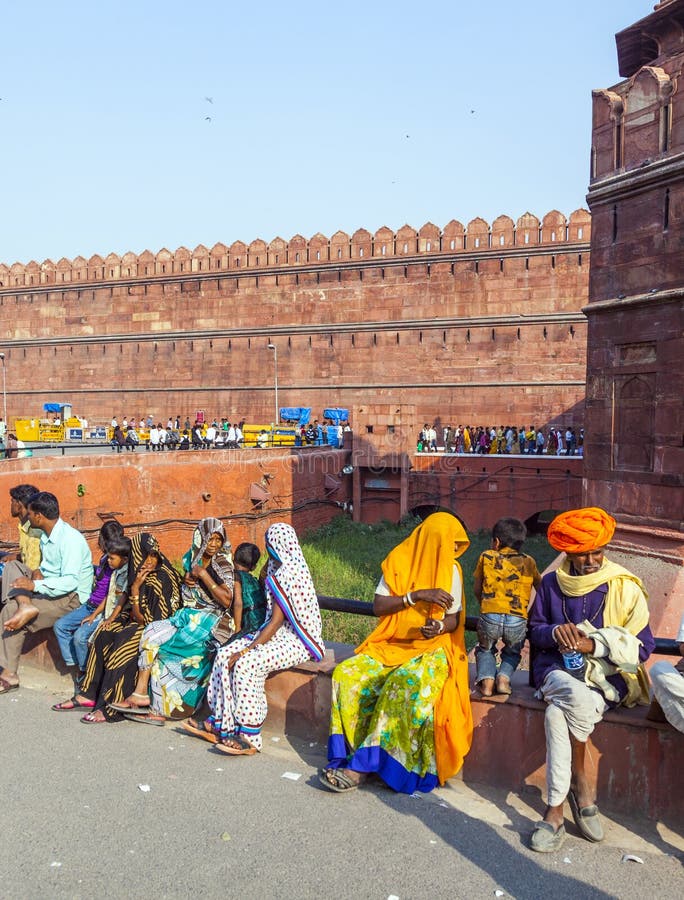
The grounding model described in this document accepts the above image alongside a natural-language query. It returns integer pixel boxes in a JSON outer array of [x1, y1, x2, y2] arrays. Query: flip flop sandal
[[80, 711, 107, 724], [530, 821, 566, 853], [213, 735, 258, 756], [0, 677, 20, 695], [568, 790, 604, 842], [318, 768, 361, 793], [123, 711, 165, 726], [130, 692, 151, 705], [179, 719, 219, 744], [51, 696, 95, 711], [108, 702, 150, 714]]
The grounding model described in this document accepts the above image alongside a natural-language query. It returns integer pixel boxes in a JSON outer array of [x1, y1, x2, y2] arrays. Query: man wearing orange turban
[[528, 507, 654, 853]]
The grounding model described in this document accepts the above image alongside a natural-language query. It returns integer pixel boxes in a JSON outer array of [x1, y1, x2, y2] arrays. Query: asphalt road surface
[[0, 680, 681, 900]]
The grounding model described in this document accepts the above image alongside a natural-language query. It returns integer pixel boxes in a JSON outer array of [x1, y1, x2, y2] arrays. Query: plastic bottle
[[561, 649, 586, 679]]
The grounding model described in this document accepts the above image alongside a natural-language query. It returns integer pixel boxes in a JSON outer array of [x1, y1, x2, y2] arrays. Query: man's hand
[[554, 622, 595, 654], [31, 569, 44, 581], [11, 576, 35, 594]]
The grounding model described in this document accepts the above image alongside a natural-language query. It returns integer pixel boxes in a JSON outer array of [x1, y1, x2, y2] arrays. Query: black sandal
[[51, 696, 95, 711], [318, 768, 363, 793]]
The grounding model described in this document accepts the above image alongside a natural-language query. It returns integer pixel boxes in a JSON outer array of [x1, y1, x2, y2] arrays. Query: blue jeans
[[53, 604, 102, 669], [475, 613, 527, 683]]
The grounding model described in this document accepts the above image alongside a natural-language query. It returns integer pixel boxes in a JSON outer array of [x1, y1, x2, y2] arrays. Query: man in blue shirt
[[0, 491, 93, 694]]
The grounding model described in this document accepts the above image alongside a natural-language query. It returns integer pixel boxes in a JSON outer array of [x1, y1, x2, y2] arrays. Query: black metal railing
[[317, 595, 680, 655]]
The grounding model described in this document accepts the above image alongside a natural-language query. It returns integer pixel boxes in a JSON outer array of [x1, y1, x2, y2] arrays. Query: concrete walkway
[[1, 677, 682, 900]]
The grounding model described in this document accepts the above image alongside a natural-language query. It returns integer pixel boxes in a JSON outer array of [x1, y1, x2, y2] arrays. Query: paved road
[[1, 680, 681, 900]]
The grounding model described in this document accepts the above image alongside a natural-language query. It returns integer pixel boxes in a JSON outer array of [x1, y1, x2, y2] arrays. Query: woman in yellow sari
[[320, 512, 473, 794]]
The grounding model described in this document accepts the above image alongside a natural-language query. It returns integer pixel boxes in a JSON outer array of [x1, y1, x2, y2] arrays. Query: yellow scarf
[[355, 513, 473, 784], [555, 558, 650, 705]]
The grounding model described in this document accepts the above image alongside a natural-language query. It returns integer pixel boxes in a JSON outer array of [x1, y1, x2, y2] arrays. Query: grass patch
[[301, 515, 558, 647]]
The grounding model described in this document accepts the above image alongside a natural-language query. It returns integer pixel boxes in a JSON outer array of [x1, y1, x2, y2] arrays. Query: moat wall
[[0, 211, 590, 429]]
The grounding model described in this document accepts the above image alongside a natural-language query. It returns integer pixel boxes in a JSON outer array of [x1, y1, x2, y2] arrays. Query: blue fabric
[[327, 734, 439, 794], [53, 604, 101, 669], [323, 408, 349, 423]]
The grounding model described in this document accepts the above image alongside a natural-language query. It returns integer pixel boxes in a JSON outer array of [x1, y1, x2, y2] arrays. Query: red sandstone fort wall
[[0, 211, 590, 429], [585, 1, 684, 531]]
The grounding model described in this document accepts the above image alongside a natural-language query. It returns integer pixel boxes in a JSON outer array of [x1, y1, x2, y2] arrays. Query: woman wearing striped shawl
[[205, 522, 324, 755]]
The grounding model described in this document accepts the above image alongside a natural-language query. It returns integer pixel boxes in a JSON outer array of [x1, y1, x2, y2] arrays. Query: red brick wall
[[0, 449, 351, 561], [1, 212, 589, 432], [409, 454, 583, 532], [585, 1, 684, 530]]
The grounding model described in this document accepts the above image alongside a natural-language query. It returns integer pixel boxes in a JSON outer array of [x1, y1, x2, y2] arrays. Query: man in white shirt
[[204, 424, 217, 448]]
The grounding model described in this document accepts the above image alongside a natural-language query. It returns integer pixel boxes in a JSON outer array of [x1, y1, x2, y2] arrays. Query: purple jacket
[[528, 570, 655, 703]]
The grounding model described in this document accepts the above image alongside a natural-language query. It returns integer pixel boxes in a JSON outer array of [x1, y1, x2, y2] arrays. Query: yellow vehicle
[[241, 424, 297, 448], [14, 419, 64, 442]]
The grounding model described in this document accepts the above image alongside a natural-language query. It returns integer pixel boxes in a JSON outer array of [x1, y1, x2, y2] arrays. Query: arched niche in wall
[[614, 373, 655, 472]]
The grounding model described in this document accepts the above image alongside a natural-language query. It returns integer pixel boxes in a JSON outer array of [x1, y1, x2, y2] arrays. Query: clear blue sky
[[0, 1, 650, 265]]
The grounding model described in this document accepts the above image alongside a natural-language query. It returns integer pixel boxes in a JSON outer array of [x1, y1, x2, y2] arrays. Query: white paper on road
[[138, 783, 151, 792], [281, 771, 302, 781]]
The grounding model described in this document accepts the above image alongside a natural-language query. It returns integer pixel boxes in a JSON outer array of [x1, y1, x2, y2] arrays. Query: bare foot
[[4, 604, 39, 631], [542, 804, 565, 832], [571, 778, 595, 809]]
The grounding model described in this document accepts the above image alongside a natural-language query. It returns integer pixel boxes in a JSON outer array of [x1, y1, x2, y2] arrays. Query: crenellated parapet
[[0, 209, 590, 289]]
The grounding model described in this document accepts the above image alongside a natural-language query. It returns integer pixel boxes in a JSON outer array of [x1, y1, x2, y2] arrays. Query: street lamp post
[[0, 353, 7, 440], [267, 343, 278, 425]]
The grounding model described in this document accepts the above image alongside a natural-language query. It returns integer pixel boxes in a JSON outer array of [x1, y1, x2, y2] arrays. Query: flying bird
[[205, 116, 212, 122], [205, 96, 213, 104]]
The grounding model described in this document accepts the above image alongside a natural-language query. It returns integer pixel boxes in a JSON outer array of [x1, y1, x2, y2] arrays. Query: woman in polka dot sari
[[204, 522, 324, 755]]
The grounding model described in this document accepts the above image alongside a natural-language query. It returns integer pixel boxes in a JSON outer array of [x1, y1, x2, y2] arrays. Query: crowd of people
[[109, 415, 248, 452], [109, 415, 351, 451], [0, 487, 680, 853], [418, 424, 584, 456]]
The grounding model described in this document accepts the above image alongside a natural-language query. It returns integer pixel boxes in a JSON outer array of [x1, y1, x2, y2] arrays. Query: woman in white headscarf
[[200, 522, 324, 755]]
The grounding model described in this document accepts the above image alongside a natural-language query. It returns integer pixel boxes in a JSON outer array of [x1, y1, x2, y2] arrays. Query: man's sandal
[[318, 768, 363, 793], [568, 789, 604, 842], [530, 821, 566, 853]]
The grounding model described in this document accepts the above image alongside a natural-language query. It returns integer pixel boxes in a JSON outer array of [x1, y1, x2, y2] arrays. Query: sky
[[0, 0, 651, 266]]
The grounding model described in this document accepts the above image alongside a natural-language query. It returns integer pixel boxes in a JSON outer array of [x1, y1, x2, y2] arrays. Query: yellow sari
[[355, 512, 473, 785]]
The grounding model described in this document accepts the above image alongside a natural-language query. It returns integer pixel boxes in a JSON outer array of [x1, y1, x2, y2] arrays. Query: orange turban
[[547, 507, 616, 554]]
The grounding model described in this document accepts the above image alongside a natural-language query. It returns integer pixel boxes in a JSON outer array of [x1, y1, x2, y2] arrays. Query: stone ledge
[[266, 644, 683, 825]]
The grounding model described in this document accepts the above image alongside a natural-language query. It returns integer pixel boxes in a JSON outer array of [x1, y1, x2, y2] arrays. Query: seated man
[[647, 612, 684, 733], [1, 484, 42, 599], [0, 491, 94, 694], [528, 506, 654, 852]]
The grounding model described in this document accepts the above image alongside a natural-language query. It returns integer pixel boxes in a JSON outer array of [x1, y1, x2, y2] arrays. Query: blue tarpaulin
[[280, 407, 311, 425], [323, 408, 349, 424], [43, 403, 67, 413]]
